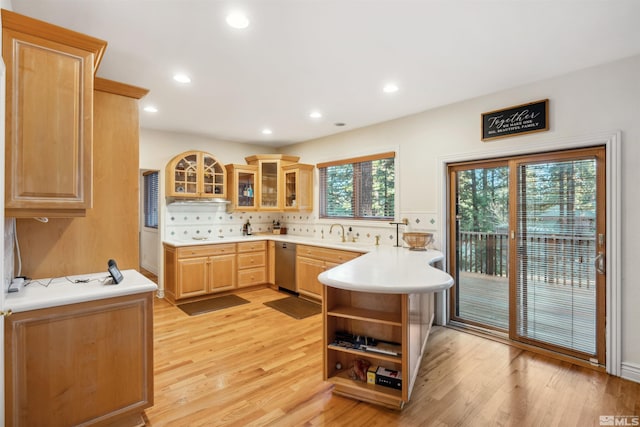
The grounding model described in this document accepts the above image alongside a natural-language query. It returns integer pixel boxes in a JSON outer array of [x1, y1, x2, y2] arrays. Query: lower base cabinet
[[296, 256, 325, 298], [164, 243, 237, 302], [163, 241, 267, 303], [237, 241, 267, 288], [4, 292, 154, 426], [323, 286, 435, 409], [296, 245, 361, 301]]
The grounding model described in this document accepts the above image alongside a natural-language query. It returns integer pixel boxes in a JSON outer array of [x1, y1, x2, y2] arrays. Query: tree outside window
[[319, 152, 395, 220]]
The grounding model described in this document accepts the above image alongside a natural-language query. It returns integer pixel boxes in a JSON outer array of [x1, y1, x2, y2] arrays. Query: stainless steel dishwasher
[[275, 242, 297, 293]]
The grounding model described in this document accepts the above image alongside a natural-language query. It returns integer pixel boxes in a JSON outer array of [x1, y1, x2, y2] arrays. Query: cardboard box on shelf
[[375, 366, 402, 390]]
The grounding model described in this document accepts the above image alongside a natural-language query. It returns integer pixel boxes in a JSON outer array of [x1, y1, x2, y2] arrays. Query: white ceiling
[[12, 0, 640, 148]]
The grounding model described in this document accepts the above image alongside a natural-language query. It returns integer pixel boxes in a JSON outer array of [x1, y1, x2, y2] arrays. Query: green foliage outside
[[323, 158, 394, 219]]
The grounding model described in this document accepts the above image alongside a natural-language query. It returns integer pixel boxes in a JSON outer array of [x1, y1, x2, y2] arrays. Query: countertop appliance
[[275, 242, 297, 293]]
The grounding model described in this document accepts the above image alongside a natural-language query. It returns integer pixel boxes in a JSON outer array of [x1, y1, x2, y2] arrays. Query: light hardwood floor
[[143, 285, 640, 427]]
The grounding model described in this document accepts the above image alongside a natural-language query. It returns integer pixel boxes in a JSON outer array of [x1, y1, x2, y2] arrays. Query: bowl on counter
[[402, 232, 433, 251]]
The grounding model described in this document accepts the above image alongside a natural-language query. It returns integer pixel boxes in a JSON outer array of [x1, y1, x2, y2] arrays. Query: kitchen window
[[318, 152, 395, 220], [143, 171, 159, 229]]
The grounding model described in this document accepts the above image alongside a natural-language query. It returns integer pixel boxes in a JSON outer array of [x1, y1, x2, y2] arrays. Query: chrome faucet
[[329, 223, 346, 242]]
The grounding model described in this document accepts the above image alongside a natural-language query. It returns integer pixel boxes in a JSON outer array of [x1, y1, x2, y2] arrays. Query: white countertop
[[164, 233, 375, 252], [164, 234, 454, 294], [318, 246, 454, 294], [6, 269, 158, 313]]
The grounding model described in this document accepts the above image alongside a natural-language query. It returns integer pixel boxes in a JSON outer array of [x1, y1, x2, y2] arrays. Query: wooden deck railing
[[458, 231, 595, 286], [459, 231, 509, 277]]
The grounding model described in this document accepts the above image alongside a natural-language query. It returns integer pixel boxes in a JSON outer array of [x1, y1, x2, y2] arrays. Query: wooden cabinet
[[283, 164, 314, 211], [297, 256, 326, 297], [323, 287, 435, 409], [176, 256, 209, 298], [166, 151, 226, 200], [226, 164, 258, 211], [5, 292, 154, 426], [2, 9, 107, 217], [245, 154, 299, 211], [296, 245, 361, 301], [209, 254, 237, 292], [237, 241, 267, 288], [12, 76, 148, 279], [163, 243, 237, 303]]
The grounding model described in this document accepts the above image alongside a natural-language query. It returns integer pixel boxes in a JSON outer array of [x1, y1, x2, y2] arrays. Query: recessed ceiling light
[[173, 74, 191, 84], [309, 111, 322, 119], [143, 105, 158, 113], [383, 83, 399, 93], [262, 128, 273, 135], [226, 11, 250, 29]]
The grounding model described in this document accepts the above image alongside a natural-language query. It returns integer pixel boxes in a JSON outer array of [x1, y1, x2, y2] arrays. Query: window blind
[[318, 153, 395, 220], [143, 171, 159, 229], [515, 158, 597, 355]]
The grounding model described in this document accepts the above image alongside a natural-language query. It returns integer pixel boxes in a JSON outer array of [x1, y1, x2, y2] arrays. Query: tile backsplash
[[165, 204, 441, 249]]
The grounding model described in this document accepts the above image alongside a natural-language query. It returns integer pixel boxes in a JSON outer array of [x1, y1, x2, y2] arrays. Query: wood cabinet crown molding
[[244, 154, 300, 163], [95, 77, 150, 99], [1, 8, 107, 73]]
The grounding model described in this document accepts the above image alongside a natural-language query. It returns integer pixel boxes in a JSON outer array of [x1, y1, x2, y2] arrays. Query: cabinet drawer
[[238, 267, 266, 287], [297, 245, 361, 264], [237, 252, 266, 269], [177, 243, 236, 258], [237, 240, 267, 253]]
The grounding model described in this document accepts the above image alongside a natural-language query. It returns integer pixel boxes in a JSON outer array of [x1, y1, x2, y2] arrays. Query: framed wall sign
[[481, 99, 549, 141]]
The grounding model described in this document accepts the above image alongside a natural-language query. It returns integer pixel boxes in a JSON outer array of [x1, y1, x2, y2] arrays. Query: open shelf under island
[[318, 246, 454, 409]]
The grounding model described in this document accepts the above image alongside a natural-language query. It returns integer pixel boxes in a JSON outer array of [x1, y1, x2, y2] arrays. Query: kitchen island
[[318, 247, 453, 409], [4, 269, 157, 427]]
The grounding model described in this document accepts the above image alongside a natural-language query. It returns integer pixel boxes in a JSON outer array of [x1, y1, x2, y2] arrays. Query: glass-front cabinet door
[[283, 163, 314, 211], [284, 168, 297, 209], [201, 153, 226, 197], [260, 161, 279, 209], [166, 151, 227, 200], [170, 153, 199, 197], [226, 164, 258, 211], [245, 154, 300, 211]]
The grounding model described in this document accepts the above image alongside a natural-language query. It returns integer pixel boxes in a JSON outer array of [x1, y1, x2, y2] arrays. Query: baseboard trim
[[621, 362, 640, 383]]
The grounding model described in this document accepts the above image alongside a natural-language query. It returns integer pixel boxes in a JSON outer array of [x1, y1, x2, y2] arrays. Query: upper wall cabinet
[[225, 164, 258, 211], [2, 9, 107, 218], [166, 151, 227, 200], [283, 163, 314, 212], [245, 154, 299, 211]]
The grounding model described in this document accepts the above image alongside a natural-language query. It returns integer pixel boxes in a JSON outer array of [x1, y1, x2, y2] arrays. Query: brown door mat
[[178, 294, 250, 316], [263, 296, 321, 319]]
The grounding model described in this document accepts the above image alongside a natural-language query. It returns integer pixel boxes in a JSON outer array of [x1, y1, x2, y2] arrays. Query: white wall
[[280, 54, 640, 378]]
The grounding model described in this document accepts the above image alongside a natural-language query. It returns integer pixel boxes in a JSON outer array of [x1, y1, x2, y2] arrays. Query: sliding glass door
[[450, 162, 510, 331], [510, 149, 605, 362], [449, 147, 606, 364]]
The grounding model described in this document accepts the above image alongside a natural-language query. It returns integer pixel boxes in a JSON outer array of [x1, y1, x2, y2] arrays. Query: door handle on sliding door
[[595, 252, 606, 275]]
